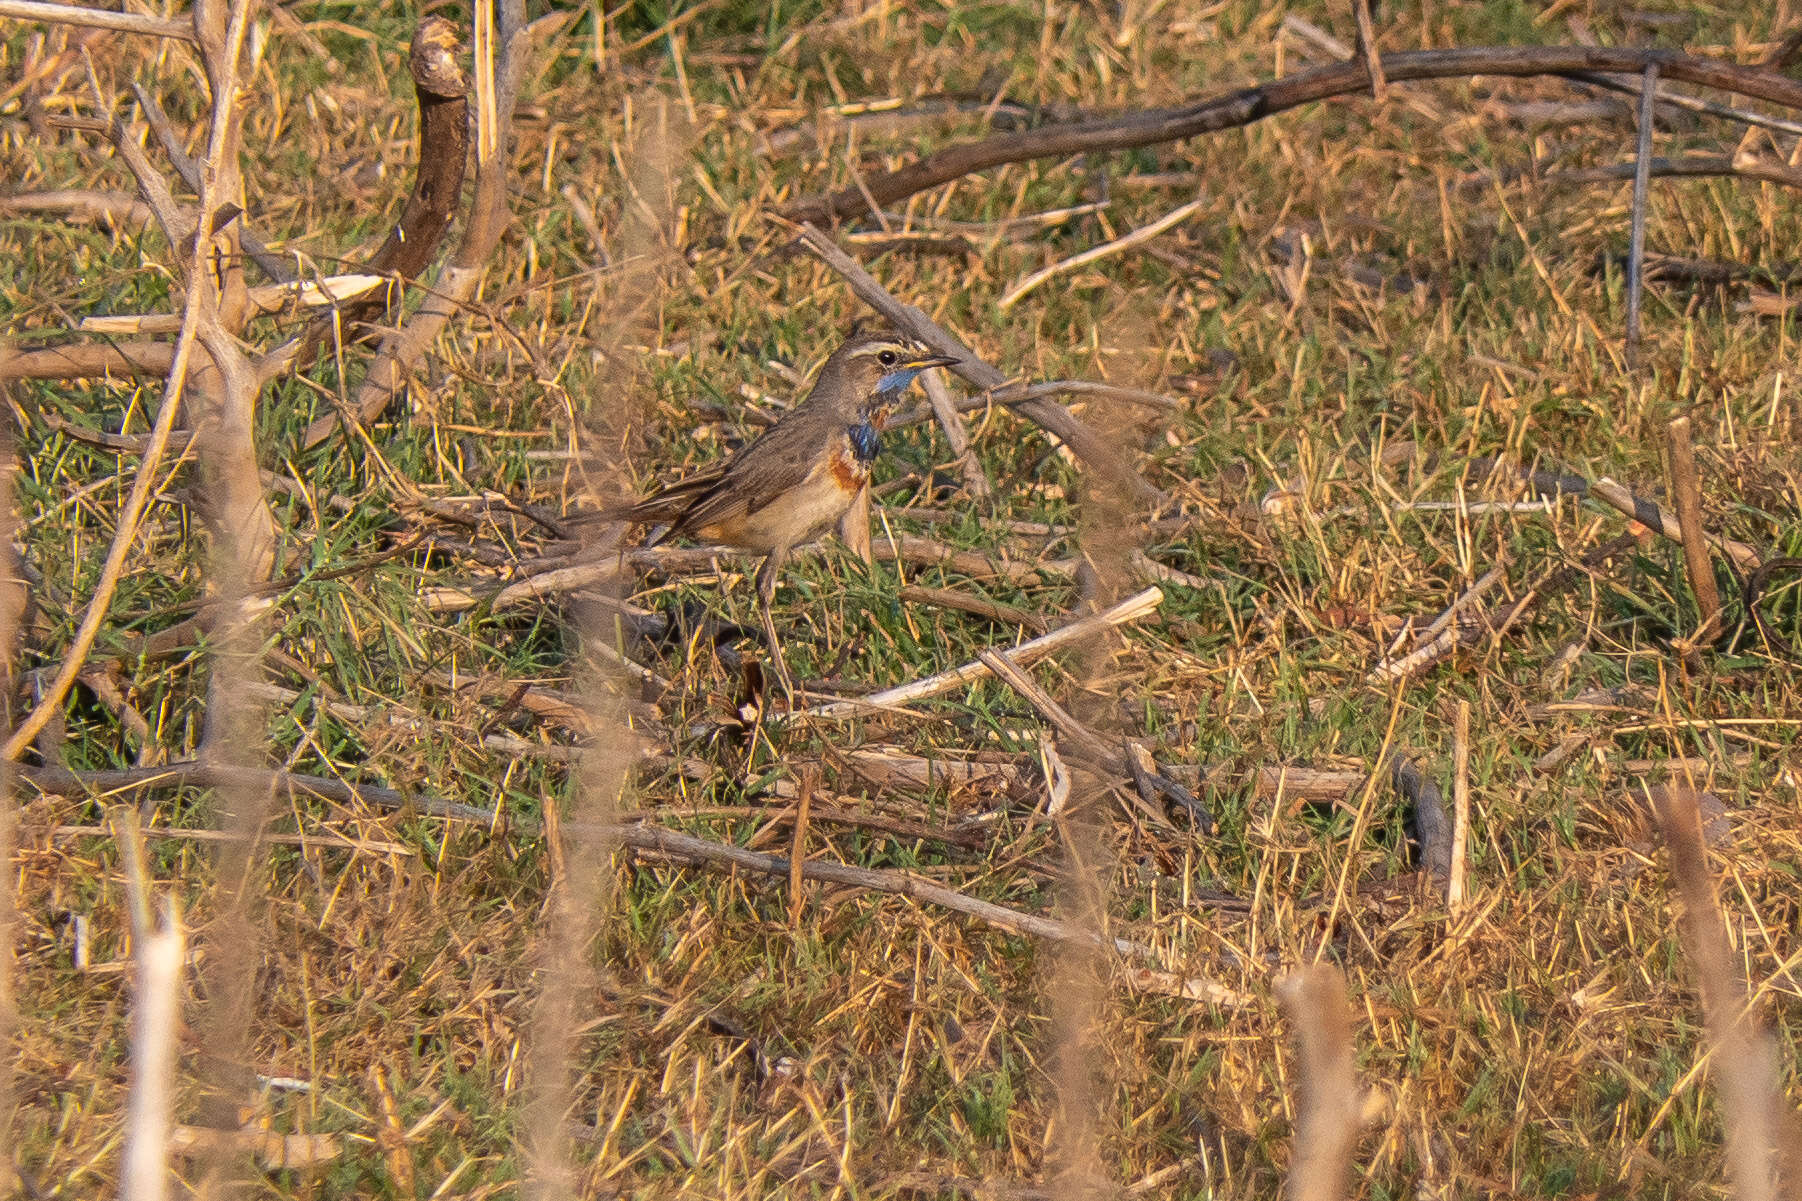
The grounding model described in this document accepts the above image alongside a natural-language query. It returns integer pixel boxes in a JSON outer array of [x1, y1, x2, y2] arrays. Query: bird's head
[[815, 329, 960, 425]]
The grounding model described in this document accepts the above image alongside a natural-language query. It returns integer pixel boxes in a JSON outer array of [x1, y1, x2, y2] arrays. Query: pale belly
[[696, 459, 860, 552]]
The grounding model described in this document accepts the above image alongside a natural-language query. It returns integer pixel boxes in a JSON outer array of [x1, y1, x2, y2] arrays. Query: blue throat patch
[[848, 421, 881, 463], [876, 366, 925, 395]]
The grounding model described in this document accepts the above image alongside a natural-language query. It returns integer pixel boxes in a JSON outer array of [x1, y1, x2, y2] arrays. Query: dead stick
[[787, 767, 813, 924], [130, 83, 292, 283], [1586, 477, 1760, 570], [1278, 964, 1361, 1201], [297, 17, 468, 363], [302, 8, 568, 449], [0, 0, 195, 42], [0, 340, 176, 382], [977, 649, 1118, 765], [1449, 700, 1470, 909], [596, 821, 1157, 958], [797, 586, 1162, 719], [779, 45, 1802, 224], [900, 584, 1047, 633], [918, 369, 992, 500], [997, 197, 1204, 310], [1626, 64, 1658, 367], [1563, 69, 1802, 140], [1351, 0, 1386, 101], [1666, 416, 1722, 639], [1539, 153, 1802, 193], [19, 761, 498, 823], [1650, 786, 1789, 1201]]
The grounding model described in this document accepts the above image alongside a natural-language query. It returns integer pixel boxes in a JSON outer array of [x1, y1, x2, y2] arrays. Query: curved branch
[[779, 45, 1802, 223], [302, 6, 567, 450], [297, 16, 468, 370]]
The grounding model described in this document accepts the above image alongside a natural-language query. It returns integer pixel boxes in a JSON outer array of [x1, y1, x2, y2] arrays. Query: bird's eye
[[877, 350, 898, 366]]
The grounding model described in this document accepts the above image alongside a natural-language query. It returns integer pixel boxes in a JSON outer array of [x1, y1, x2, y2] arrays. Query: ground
[[3, 1, 1801, 1198]]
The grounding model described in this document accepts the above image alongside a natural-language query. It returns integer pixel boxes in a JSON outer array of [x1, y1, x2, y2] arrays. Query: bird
[[606, 328, 959, 687]]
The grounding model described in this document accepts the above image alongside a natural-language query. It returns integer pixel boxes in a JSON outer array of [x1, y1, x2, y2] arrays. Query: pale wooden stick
[[0, 0, 196, 42], [1589, 477, 1760, 570], [797, 586, 1162, 719], [1650, 786, 1791, 1201], [76, 275, 390, 334], [1278, 964, 1361, 1201], [115, 810, 182, 1201], [1625, 64, 1658, 366], [1351, 0, 1386, 100], [1666, 416, 1722, 638], [1448, 699, 1471, 909], [998, 198, 1205, 310], [1366, 565, 1506, 683], [918, 369, 992, 500]]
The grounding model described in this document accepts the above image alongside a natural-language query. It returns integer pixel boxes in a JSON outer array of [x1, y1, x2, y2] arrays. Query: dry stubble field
[[4, 1, 1802, 1198]]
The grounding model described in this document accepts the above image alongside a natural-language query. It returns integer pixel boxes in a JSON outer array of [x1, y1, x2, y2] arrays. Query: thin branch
[[900, 584, 1047, 633], [780, 45, 1802, 223], [1650, 785, 1792, 1201], [302, 8, 570, 449], [594, 822, 1161, 961], [797, 586, 1163, 720], [1351, 0, 1385, 101], [1449, 701, 1471, 909], [918, 369, 992, 500], [1537, 153, 1802, 193], [1566, 69, 1802, 139], [997, 197, 1205, 311], [887, 378, 1180, 430], [0, 0, 196, 42], [18, 761, 501, 824], [1587, 476, 1760, 570], [0, 187, 153, 228], [978, 648, 1209, 828], [1625, 64, 1658, 367], [1467, 457, 1762, 571], [130, 82, 293, 283], [120, 891, 183, 1201], [0, 340, 176, 382]]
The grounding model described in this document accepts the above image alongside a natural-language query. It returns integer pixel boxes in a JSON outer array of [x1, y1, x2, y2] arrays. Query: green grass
[[5, 0, 1802, 1197]]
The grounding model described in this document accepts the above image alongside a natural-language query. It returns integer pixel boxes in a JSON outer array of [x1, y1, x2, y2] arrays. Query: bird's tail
[[566, 474, 718, 542]]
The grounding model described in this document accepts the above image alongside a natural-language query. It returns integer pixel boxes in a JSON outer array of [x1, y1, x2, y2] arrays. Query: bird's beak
[[904, 353, 961, 371]]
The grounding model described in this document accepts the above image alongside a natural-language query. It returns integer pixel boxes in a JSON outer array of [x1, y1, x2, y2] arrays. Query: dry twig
[[302, 6, 570, 449], [781, 46, 1802, 223], [1651, 785, 1802, 1201], [798, 586, 1163, 719], [1665, 417, 1722, 642], [0, 0, 195, 42], [1278, 965, 1362, 1201], [1625, 64, 1658, 366]]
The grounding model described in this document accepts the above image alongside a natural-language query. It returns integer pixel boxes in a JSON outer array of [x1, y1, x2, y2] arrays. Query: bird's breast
[[713, 440, 868, 551]]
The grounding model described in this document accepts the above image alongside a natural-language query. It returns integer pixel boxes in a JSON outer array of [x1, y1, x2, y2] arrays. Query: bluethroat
[[610, 328, 958, 684]]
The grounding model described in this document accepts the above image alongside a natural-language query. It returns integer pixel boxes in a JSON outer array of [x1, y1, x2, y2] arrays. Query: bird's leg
[[755, 547, 796, 703]]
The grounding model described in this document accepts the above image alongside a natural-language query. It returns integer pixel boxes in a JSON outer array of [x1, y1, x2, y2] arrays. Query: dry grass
[[4, 1, 1802, 1198]]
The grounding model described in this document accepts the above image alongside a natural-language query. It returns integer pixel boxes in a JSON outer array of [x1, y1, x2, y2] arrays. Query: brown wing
[[661, 411, 833, 538], [587, 463, 727, 534]]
